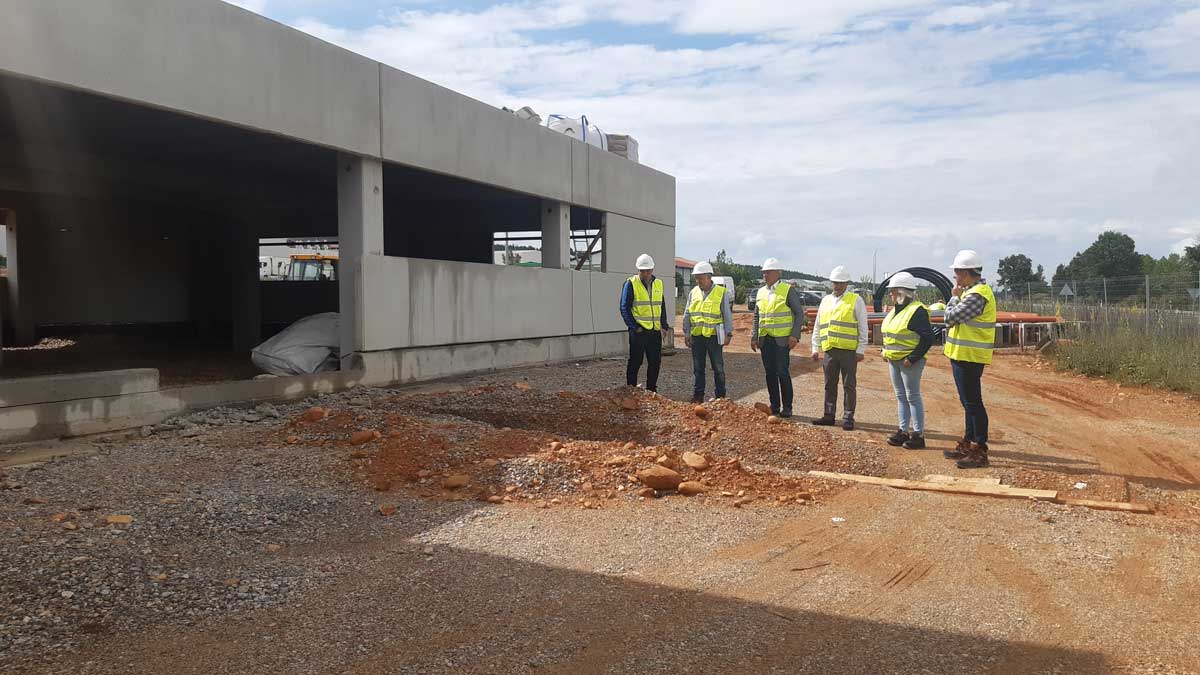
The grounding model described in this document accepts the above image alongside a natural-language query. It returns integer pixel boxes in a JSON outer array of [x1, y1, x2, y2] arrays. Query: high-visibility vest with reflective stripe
[[688, 284, 726, 337], [755, 283, 794, 337], [629, 276, 664, 330], [882, 301, 925, 361], [817, 292, 860, 351], [944, 283, 997, 365]]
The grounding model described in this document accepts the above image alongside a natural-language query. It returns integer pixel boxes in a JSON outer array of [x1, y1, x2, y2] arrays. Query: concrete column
[[2, 206, 36, 346], [540, 201, 570, 269], [337, 154, 384, 365], [230, 219, 261, 355]]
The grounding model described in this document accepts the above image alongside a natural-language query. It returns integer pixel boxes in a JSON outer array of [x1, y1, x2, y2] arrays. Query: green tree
[[1185, 240, 1200, 272], [996, 254, 1048, 292], [1057, 231, 1143, 279]]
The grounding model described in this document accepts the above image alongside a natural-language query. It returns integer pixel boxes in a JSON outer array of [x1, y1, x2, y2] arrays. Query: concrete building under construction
[[0, 0, 676, 441]]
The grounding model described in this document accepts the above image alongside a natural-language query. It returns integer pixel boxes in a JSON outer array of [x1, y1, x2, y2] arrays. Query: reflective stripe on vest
[[688, 284, 726, 337], [629, 276, 664, 330], [755, 283, 794, 337], [944, 283, 997, 365], [882, 301, 925, 361], [817, 292, 860, 351]]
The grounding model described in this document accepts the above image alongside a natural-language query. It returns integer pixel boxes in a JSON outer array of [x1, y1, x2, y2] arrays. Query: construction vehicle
[[286, 254, 338, 282]]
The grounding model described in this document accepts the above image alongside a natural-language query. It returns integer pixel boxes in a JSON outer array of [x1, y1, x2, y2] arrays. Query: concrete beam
[[0, 369, 159, 408], [0, 0, 382, 156], [541, 201, 569, 269], [358, 331, 628, 386], [337, 154, 385, 361]]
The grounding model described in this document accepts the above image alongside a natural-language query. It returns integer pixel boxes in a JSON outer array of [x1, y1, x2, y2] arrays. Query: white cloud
[[276, 1, 1200, 274], [926, 2, 1012, 27]]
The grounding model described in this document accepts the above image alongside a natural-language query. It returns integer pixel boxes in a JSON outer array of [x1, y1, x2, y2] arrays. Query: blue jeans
[[888, 358, 926, 434], [690, 335, 726, 399], [951, 359, 988, 445]]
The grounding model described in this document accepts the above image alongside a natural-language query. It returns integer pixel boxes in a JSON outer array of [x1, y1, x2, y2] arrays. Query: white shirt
[[811, 291, 869, 355]]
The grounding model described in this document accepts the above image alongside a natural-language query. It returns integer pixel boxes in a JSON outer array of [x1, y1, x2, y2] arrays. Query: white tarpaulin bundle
[[546, 114, 608, 150], [251, 312, 340, 376]]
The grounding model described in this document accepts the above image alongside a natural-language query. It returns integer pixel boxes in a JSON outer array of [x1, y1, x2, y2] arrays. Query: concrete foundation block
[[0, 369, 160, 408]]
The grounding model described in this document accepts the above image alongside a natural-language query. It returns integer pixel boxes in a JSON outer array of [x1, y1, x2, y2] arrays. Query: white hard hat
[[887, 271, 918, 289], [693, 261, 714, 276], [951, 250, 984, 270], [761, 257, 783, 271], [828, 265, 851, 282], [635, 254, 655, 270]]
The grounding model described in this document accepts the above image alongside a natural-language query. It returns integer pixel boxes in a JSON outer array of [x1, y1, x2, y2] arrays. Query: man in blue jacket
[[619, 254, 671, 392]]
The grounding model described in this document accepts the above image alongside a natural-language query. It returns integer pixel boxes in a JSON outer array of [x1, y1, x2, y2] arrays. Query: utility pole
[[1145, 274, 1151, 331], [1102, 277, 1108, 306]]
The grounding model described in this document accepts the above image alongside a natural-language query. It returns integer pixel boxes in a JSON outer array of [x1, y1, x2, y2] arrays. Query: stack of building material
[[606, 134, 639, 163]]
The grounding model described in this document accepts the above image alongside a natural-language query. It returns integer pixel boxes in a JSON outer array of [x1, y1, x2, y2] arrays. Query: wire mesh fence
[[994, 273, 1200, 318]]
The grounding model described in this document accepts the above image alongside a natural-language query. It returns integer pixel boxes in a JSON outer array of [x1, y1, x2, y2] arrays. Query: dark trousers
[[690, 335, 726, 400], [951, 359, 988, 445], [626, 328, 662, 391], [822, 348, 859, 419], [759, 338, 793, 413]]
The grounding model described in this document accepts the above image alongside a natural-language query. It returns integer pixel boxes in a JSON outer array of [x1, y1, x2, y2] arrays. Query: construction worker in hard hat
[[943, 250, 997, 469], [619, 253, 672, 392], [750, 257, 805, 417], [811, 265, 868, 431], [683, 261, 733, 403], [880, 272, 935, 450]]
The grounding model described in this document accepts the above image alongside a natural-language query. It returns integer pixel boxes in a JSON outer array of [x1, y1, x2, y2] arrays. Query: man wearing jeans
[[811, 266, 869, 430], [941, 250, 997, 469], [619, 254, 671, 392], [683, 261, 733, 402], [751, 258, 805, 417]]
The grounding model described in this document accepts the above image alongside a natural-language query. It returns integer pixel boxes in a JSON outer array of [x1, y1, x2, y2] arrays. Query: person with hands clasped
[[879, 272, 934, 450], [750, 258, 805, 418]]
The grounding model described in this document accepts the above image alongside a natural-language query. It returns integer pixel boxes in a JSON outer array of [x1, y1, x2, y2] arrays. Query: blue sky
[[224, 0, 1200, 280]]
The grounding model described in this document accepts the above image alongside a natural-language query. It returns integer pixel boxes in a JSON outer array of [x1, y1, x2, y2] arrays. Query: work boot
[[691, 394, 704, 404], [886, 430, 910, 447], [842, 418, 855, 431], [902, 433, 926, 450], [943, 437, 971, 460], [955, 443, 989, 469], [812, 415, 836, 426], [779, 409, 793, 419]]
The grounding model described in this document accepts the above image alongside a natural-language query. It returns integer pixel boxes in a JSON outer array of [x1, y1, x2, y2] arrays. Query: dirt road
[[3, 344, 1199, 674]]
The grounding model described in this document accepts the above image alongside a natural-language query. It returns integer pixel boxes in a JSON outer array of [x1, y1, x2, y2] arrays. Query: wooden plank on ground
[[1054, 497, 1155, 514], [922, 474, 1003, 486], [807, 470, 1058, 501]]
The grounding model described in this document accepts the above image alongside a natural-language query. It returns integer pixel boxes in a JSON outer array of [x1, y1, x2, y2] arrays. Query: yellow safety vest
[[755, 283, 794, 337], [882, 300, 925, 361], [929, 302, 947, 312], [817, 292, 860, 351], [944, 283, 997, 365], [629, 276, 664, 330], [688, 284, 726, 338]]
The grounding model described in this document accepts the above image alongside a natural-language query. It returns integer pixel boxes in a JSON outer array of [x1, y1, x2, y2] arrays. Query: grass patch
[[1054, 309, 1200, 394]]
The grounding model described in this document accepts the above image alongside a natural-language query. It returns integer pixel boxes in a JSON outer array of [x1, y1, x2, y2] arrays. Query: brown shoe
[[943, 438, 970, 460], [955, 443, 990, 469]]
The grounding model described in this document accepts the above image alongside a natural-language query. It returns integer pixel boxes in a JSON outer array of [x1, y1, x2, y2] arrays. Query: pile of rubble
[[274, 384, 889, 510]]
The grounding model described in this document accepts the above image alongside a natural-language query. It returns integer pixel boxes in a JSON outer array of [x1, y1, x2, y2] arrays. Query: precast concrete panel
[[380, 66, 574, 203], [0, 0, 381, 156], [586, 146, 676, 227]]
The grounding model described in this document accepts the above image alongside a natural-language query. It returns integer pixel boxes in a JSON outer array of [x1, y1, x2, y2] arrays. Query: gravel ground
[[2, 351, 1199, 674]]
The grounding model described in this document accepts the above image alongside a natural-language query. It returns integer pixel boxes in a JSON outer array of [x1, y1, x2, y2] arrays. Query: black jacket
[[892, 299, 934, 362]]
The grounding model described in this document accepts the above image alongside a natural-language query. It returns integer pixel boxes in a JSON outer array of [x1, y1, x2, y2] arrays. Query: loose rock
[[442, 474, 471, 490], [682, 452, 710, 471], [678, 481, 707, 496], [636, 466, 682, 491]]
